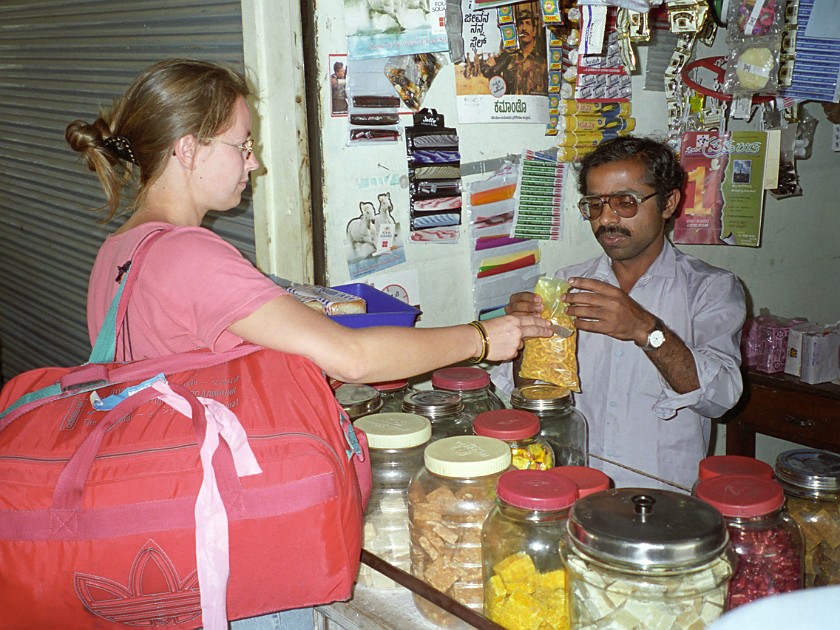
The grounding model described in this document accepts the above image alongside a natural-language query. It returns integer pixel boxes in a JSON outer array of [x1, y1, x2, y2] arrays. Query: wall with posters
[[306, 2, 839, 464]]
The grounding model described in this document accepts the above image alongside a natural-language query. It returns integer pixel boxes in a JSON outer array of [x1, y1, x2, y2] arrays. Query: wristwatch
[[639, 317, 667, 352]]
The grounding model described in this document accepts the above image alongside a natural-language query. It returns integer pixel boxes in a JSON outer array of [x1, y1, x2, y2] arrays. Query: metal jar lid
[[775, 449, 840, 493], [567, 488, 728, 570], [510, 384, 572, 412], [335, 383, 383, 420], [402, 390, 464, 418]]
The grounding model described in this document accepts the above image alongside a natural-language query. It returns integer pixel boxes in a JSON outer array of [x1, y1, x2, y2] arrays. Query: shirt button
[[609, 401, 617, 408], [616, 349, 624, 357]]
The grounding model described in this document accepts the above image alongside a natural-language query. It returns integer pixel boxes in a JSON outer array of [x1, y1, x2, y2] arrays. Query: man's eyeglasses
[[577, 191, 658, 220], [212, 136, 255, 160]]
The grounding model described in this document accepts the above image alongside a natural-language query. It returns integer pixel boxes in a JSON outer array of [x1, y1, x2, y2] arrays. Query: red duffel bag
[[0, 342, 371, 629]]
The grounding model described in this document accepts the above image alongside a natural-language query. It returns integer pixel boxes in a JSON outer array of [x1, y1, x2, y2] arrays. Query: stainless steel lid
[[510, 384, 572, 412], [402, 390, 464, 417], [567, 488, 728, 570], [775, 449, 840, 493], [334, 383, 383, 419]]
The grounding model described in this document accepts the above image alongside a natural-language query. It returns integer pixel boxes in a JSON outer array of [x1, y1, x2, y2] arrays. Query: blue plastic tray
[[329, 283, 420, 328]]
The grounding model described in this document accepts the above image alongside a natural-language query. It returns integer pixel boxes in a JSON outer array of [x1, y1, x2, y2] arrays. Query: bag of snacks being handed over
[[519, 276, 580, 391]]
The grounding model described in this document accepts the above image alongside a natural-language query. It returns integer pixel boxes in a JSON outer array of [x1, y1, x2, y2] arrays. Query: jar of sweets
[[473, 409, 554, 470], [370, 379, 413, 414], [402, 390, 469, 441], [432, 366, 504, 424], [408, 435, 511, 627], [354, 412, 431, 589], [561, 489, 733, 629], [510, 384, 588, 466], [775, 449, 840, 587], [335, 383, 383, 420], [696, 474, 804, 610]]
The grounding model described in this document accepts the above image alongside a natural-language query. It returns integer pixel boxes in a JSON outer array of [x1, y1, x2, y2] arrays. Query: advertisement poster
[[344, 0, 448, 59], [454, 0, 549, 124], [345, 175, 407, 280], [675, 131, 768, 247]]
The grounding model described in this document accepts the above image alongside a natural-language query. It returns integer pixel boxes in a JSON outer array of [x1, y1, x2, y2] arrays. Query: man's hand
[[562, 277, 655, 346], [505, 291, 543, 317]]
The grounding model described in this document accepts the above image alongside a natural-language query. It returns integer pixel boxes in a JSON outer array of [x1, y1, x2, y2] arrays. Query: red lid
[[548, 466, 611, 498], [369, 379, 409, 392], [697, 455, 774, 481], [473, 409, 539, 441], [432, 366, 490, 391], [695, 475, 785, 517], [497, 469, 578, 511]]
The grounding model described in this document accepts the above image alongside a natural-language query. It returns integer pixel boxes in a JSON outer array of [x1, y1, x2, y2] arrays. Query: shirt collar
[[592, 238, 677, 286]]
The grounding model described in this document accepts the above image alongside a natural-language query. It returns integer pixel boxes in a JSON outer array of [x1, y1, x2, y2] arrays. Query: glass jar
[[482, 469, 578, 630], [548, 466, 611, 498], [432, 366, 504, 425], [369, 379, 413, 414], [402, 390, 469, 441], [353, 412, 432, 589], [692, 455, 774, 494], [408, 435, 512, 627], [561, 489, 733, 629], [473, 409, 555, 471], [775, 449, 840, 587], [695, 474, 804, 610], [510, 384, 588, 466], [335, 383, 383, 420]]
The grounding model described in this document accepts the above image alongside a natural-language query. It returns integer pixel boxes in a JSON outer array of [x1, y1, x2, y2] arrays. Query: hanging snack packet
[[519, 276, 580, 392]]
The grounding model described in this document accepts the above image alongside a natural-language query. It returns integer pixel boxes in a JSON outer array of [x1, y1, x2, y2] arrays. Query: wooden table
[[725, 370, 840, 457]]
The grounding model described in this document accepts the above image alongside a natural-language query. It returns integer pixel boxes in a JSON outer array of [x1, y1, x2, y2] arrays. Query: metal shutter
[[0, 0, 253, 381]]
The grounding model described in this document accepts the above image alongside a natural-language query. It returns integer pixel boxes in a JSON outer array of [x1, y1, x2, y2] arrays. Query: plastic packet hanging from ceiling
[[384, 53, 444, 112]]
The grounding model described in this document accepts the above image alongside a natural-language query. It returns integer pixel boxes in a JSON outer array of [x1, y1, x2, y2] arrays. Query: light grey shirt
[[492, 240, 746, 491]]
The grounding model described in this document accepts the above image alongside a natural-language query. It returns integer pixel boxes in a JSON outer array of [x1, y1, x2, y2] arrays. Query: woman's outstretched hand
[[481, 313, 553, 362]]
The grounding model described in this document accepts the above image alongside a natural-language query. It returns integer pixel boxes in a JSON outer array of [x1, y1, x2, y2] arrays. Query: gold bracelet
[[467, 320, 489, 364]]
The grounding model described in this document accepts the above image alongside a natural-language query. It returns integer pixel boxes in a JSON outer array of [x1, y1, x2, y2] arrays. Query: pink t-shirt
[[87, 222, 287, 360]]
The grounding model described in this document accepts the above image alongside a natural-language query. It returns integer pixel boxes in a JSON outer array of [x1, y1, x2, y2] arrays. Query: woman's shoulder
[[105, 222, 238, 258]]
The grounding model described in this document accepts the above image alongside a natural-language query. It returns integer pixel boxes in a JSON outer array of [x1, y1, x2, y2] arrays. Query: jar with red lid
[[696, 475, 803, 609], [509, 384, 587, 467], [692, 455, 774, 494], [482, 469, 578, 629], [548, 466, 611, 498], [473, 409, 554, 471], [432, 366, 504, 424], [369, 379, 413, 413]]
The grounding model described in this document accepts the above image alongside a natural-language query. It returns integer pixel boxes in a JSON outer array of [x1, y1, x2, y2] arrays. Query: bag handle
[[89, 226, 175, 364], [51, 381, 238, 511]]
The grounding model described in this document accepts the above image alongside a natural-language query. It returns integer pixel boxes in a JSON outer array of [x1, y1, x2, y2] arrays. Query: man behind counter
[[493, 136, 746, 491]]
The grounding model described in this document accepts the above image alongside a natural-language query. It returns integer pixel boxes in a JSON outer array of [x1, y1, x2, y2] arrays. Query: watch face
[[649, 330, 666, 348]]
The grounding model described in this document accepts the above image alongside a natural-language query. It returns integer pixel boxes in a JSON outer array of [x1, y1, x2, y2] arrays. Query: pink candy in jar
[[696, 475, 804, 610]]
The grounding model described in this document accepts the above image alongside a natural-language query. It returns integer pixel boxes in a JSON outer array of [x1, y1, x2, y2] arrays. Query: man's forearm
[[644, 326, 700, 394]]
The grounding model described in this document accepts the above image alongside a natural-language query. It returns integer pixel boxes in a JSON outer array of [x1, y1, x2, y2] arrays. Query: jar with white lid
[[510, 384, 588, 466], [402, 389, 469, 441], [432, 366, 504, 424], [473, 409, 554, 470], [369, 379, 413, 414], [561, 488, 733, 629], [354, 412, 432, 589], [408, 435, 512, 627], [335, 383, 383, 420], [482, 469, 578, 630], [775, 449, 840, 587], [548, 466, 611, 498], [695, 474, 803, 610], [692, 455, 774, 494]]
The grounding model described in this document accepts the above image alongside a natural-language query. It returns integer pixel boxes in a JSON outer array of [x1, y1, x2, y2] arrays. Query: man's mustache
[[595, 226, 632, 238]]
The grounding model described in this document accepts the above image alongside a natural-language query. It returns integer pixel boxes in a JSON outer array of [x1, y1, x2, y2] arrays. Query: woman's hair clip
[[103, 135, 139, 165]]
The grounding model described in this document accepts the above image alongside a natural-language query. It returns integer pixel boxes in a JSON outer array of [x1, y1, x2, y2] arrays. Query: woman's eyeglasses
[[577, 191, 658, 220], [212, 136, 255, 160]]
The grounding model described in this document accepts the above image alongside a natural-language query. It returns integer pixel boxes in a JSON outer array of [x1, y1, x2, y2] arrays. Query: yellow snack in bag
[[519, 277, 580, 392]]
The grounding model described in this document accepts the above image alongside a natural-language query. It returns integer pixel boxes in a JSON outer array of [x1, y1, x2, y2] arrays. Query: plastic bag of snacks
[[519, 276, 579, 391]]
